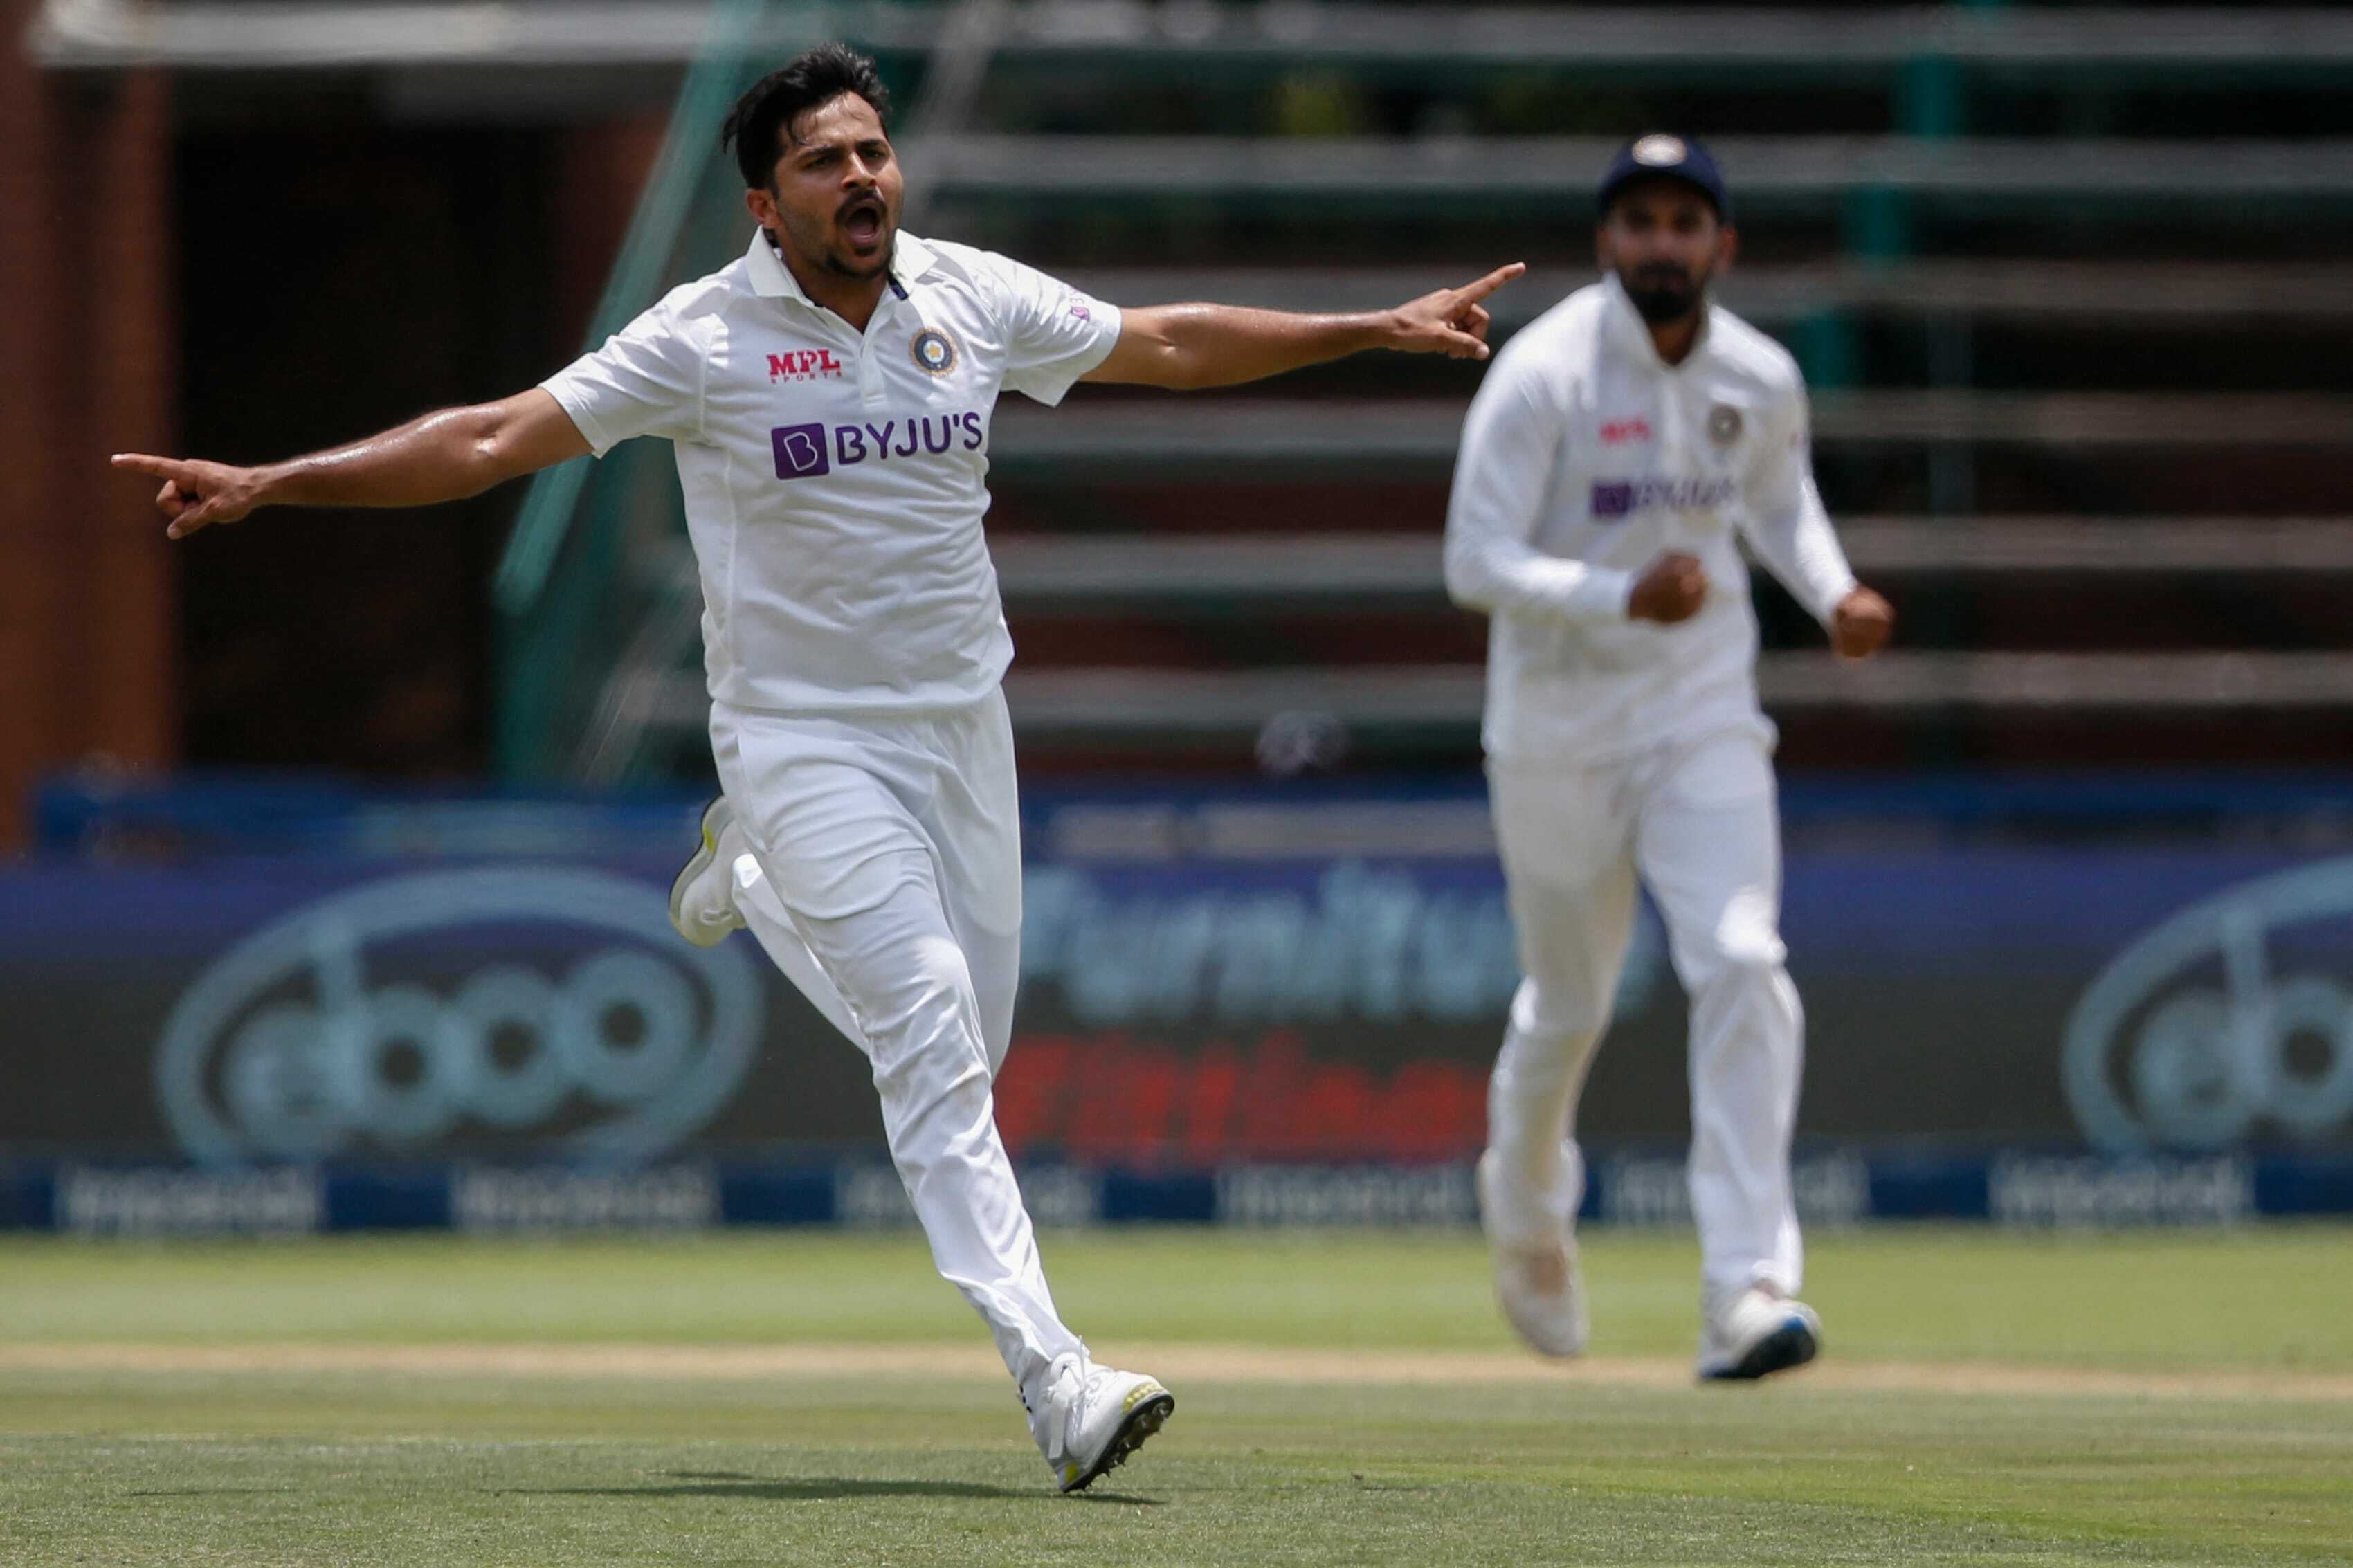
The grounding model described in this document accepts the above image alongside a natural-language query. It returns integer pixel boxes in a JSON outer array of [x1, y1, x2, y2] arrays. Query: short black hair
[[720, 44, 892, 190]]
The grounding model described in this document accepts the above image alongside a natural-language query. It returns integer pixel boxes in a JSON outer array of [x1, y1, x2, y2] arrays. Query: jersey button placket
[[1656, 379, 1693, 548], [856, 295, 897, 411], [787, 300, 864, 406]]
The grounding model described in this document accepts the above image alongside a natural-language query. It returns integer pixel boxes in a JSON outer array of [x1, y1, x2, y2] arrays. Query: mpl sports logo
[[2063, 857, 2353, 1153], [153, 867, 765, 1163], [772, 412, 987, 480], [767, 349, 844, 383], [1590, 475, 1737, 520]]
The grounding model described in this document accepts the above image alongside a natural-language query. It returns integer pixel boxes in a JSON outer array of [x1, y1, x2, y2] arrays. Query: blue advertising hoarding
[[4, 775, 2351, 1228]]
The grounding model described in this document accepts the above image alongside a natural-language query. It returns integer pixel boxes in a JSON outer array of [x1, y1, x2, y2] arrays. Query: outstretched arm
[[1084, 264, 1525, 391], [112, 388, 590, 540]]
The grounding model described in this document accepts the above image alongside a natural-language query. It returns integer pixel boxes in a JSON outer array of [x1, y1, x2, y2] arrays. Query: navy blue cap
[[1596, 134, 1730, 221]]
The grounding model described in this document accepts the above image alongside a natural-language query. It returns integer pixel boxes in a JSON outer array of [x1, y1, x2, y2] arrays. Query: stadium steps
[[1057, 262, 2353, 331], [644, 520, 2353, 603], [138, 0, 2310, 778], [982, 394, 2353, 470], [986, 522, 2353, 604], [924, 135, 2353, 207]]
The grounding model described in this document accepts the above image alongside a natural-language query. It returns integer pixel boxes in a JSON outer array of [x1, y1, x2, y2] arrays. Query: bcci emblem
[[909, 327, 959, 376], [1707, 404, 1743, 446], [1633, 134, 1689, 167]]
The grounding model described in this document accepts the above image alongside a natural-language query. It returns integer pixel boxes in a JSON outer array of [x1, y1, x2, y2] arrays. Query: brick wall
[[0, 0, 176, 850]]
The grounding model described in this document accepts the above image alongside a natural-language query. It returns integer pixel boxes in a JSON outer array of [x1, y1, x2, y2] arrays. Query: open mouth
[[839, 195, 887, 249]]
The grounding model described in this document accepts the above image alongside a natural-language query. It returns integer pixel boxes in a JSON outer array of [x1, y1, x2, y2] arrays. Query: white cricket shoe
[[1028, 1353, 1175, 1494], [668, 796, 747, 947], [1697, 1285, 1821, 1381], [1477, 1147, 1589, 1358]]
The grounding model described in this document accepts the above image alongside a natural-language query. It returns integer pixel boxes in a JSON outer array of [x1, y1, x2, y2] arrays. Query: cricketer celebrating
[[1444, 136, 1895, 1380], [114, 44, 1521, 1490]]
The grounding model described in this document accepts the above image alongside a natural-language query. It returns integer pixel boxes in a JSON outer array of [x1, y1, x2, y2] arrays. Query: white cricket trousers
[[1487, 726, 1804, 1308], [709, 690, 1084, 1400]]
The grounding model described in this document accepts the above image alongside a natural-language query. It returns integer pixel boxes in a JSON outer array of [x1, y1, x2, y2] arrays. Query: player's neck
[[1647, 310, 1704, 367], [776, 236, 890, 331]]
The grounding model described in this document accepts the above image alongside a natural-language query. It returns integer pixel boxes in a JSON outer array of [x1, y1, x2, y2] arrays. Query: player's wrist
[[246, 461, 300, 510], [1562, 565, 1637, 623], [1364, 309, 1414, 354]]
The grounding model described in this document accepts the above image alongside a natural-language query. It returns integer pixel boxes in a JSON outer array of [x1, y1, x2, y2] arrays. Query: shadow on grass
[[507, 1471, 1162, 1505]]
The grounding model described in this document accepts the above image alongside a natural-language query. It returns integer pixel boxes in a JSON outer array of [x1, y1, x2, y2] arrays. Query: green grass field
[[3, 1228, 2349, 1565]]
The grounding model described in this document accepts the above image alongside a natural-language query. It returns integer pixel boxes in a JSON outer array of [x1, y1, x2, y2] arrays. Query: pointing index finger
[[1451, 262, 1527, 305], [112, 453, 191, 482]]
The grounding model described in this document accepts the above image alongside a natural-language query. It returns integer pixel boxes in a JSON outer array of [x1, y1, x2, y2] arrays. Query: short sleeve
[[538, 292, 707, 457], [978, 253, 1123, 406]]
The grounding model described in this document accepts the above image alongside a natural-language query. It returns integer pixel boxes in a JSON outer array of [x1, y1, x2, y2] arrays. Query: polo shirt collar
[[891, 230, 940, 283], [745, 227, 941, 305]]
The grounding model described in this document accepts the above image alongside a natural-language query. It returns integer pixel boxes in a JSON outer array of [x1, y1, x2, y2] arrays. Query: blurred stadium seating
[[24, 1, 2353, 787]]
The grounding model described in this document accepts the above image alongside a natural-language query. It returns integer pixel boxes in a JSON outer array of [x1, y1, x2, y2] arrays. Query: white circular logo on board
[[1633, 135, 1689, 167], [154, 866, 765, 1163], [2062, 856, 2353, 1152]]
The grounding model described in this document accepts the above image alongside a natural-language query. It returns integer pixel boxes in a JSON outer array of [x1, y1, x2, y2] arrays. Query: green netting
[[492, 0, 787, 784]]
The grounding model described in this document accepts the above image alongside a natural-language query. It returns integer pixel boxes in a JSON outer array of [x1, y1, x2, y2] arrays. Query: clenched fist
[[1627, 551, 1709, 624], [1832, 585, 1896, 660]]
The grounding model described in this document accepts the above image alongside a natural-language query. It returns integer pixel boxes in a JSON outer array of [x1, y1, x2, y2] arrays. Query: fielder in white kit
[[1446, 136, 1894, 1380], [114, 44, 1523, 1490]]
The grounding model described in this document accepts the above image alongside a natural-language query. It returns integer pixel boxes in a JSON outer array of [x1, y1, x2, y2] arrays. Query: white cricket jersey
[[1444, 272, 1857, 764], [540, 230, 1121, 714]]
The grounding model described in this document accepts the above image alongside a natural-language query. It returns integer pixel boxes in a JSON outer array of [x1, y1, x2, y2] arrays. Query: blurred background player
[[109, 43, 1520, 1490], [1445, 135, 1896, 1379]]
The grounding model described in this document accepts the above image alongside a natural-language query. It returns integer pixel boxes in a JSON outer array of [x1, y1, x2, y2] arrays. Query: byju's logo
[[772, 423, 830, 479], [1590, 476, 1736, 520], [153, 867, 765, 1163], [2064, 857, 2353, 1152], [771, 414, 986, 480]]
